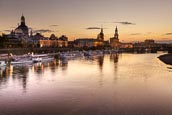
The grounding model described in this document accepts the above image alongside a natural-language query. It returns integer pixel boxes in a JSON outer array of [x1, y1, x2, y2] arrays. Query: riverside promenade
[[0, 47, 80, 55]]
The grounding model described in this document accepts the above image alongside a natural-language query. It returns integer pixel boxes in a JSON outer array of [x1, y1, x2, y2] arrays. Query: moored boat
[[32, 54, 54, 62], [84, 50, 104, 57], [60, 53, 76, 59], [11, 58, 33, 64], [0, 61, 7, 66]]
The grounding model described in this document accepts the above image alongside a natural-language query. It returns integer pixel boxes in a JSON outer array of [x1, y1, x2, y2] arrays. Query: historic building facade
[[110, 26, 120, 49], [7, 14, 31, 40], [39, 34, 68, 48], [96, 28, 105, 47], [97, 28, 104, 41]]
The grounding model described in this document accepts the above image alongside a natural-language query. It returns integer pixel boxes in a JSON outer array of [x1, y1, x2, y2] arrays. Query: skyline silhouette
[[0, 0, 172, 42]]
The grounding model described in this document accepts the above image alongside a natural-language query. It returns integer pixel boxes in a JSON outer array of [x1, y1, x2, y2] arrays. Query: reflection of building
[[98, 56, 104, 71], [110, 26, 120, 49], [110, 53, 119, 63], [11, 65, 29, 90]]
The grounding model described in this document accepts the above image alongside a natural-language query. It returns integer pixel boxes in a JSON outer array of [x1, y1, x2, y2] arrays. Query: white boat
[[11, 58, 33, 64], [60, 53, 76, 59], [0, 61, 7, 66], [0, 54, 9, 60], [32, 54, 54, 62], [84, 50, 104, 57], [32, 57, 42, 63], [60, 51, 85, 59], [72, 51, 84, 58]]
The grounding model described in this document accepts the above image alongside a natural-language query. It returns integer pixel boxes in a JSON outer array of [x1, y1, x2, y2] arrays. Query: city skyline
[[0, 0, 172, 42]]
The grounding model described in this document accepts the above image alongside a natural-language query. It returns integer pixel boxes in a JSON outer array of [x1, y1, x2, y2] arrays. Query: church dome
[[14, 28, 23, 34], [14, 15, 29, 36], [49, 34, 57, 40], [17, 24, 28, 31], [15, 24, 29, 35]]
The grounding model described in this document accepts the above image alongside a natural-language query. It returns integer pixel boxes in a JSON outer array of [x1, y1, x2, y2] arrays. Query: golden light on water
[[0, 54, 172, 114], [9, 65, 13, 77]]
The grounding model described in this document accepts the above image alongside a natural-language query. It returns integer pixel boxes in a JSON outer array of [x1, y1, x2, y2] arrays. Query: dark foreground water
[[0, 53, 172, 115]]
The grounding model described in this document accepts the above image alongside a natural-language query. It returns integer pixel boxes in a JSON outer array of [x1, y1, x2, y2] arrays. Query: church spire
[[114, 26, 119, 39], [101, 25, 103, 33], [115, 26, 118, 33], [97, 26, 104, 41], [21, 14, 25, 25], [101, 27, 103, 34]]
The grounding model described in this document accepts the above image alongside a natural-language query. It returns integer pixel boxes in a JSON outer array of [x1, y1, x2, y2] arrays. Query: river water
[[0, 53, 172, 115]]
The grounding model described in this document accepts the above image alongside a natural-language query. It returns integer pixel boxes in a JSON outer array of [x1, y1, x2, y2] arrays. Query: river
[[0, 53, 172, 115]]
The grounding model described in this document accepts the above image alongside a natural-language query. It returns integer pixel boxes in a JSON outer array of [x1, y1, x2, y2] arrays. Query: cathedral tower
[[114, 26, 119, 40], [21, 14, 26, 26], [14, 14, 29, 38], [97, 27, 104, 41]]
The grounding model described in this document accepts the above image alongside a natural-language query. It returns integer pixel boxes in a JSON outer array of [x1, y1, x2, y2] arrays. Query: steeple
[[101, 28, 103, 33], [115, 26, 118, 33], [97, 26, 104, 41], [101, 25, 103, 33], [114, 26, 119, 40], [21, 14, 26, 25]]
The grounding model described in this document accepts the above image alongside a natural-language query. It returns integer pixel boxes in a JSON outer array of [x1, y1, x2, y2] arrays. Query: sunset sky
[[0, 0, 172, 42]]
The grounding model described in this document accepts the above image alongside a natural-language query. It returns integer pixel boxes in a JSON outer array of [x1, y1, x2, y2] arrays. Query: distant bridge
[[133, 43, 172, 53]]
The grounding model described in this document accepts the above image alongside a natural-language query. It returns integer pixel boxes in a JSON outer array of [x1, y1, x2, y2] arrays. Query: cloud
[[114, 21, 136, 25], [10, 27, 16, 29], [50, 25, 59, 27], [130, 33, 142, 36], [163, 33, 172, 36], [3, 30, 11, 32], [86, 27, 101, 30], [33, 29, 53, 34]]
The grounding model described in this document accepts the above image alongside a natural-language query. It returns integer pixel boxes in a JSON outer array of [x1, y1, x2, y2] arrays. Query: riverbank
[[0, 48, 80, 55], [158, 53, 172, 65], [0, 47, 131, 55]]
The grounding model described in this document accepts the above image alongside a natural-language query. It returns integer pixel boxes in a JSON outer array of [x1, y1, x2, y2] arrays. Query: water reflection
[[32, 63, 45, 74], [97, 56, 104, 72], [0, 60, 60, 91], [12, 65, 29, 90], [110, 53, 119, 63], [1, 54, 172, 115], [32, 59, 59, 74], [110, 53, 119, 83], [59, 59, 68, 71], [49, 59, 59, 73], [0, 66, 9, 88]]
